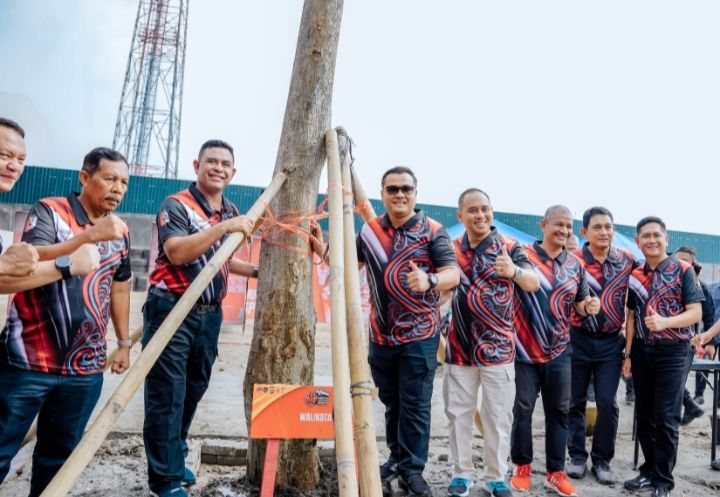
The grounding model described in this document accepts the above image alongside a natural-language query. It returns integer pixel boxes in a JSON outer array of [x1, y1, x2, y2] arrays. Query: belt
[[633, 337, 689, 347], [149, 287, 221, 314]]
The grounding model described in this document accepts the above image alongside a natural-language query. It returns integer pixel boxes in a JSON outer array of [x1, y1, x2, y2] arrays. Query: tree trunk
[[243, 0, 344, 489]]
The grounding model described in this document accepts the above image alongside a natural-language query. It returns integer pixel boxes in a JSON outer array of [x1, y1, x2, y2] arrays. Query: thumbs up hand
[[407, 260, 430, 293], [584, 296, 601, 316], [495, 245, 517, 279], [644, 305, 667, 332]]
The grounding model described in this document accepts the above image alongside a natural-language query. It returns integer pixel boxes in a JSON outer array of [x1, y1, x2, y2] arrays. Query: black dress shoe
[[623, 474, 653, 491], [680, 402, 704, 426], [400, 473, 433, 497], [711, 458, 720, 471]]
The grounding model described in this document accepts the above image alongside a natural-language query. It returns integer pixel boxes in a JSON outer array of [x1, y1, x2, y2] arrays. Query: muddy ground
[[1, 292, 719, 496]]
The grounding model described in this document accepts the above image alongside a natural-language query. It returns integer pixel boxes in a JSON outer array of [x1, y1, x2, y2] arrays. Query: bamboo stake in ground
[[39, 173, 287, 497], [22, 326, 144, 447], [324, 129, 359, 497], [336, 128, 382, 497]]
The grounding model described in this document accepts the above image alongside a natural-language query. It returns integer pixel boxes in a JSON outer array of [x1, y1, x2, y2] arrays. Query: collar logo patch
[[24, 214, 37, 232]]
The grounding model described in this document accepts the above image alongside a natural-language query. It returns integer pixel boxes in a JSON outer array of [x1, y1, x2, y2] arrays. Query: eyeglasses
[[384, 185, 416, 195]]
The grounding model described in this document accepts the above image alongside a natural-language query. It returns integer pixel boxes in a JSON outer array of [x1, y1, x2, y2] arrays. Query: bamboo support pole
[[21, 326, 144, 447], [39, 173, 287, 497], [336, 129, 382, 497], [347, 161, 484, 437], [324, 129, 360, 497]]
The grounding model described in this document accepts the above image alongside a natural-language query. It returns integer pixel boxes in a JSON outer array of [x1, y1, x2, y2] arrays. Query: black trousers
[[369, 335, 439, 476], [511, 348, 572, 472], [142, 291, 223, 494], [631, 340, 693, 490], [567, 329, 624, 465]]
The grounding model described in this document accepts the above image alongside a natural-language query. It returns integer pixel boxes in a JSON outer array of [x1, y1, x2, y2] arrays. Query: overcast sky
[[1, 1, 718, 235]]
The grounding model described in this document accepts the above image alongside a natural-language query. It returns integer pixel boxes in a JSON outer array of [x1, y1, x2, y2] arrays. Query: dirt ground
[[1, 292, 719, 496]]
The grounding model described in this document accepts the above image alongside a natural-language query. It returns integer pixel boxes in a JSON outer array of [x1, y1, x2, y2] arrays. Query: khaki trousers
[[443, 363, 515, 483]]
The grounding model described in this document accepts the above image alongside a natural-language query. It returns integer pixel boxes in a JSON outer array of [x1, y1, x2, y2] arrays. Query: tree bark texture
[[243, 0, 344, 489]]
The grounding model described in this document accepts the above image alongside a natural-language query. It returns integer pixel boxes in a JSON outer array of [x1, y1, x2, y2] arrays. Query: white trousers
[[443, 363, 516, 482]]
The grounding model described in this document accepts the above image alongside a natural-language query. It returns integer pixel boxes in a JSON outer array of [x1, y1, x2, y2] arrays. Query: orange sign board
[[250, 384, 335, 440]]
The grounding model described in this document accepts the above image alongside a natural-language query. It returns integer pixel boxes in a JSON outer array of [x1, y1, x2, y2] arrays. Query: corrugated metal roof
[[2, 166, 719, 263]]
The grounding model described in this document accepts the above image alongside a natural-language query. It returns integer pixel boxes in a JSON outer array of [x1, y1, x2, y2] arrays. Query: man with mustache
[[444, 188, 539, 497], [510, 205, 600, 497], [142, 140, 257, 497], [566, 207, 637, 486], [0, 147, 132, 497], [622, 217, 703, 497]]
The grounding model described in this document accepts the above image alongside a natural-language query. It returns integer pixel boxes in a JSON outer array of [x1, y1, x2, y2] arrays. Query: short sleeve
[[157, 197, 190, 245], [681, 267, 705, 305], [429, 227, 457, 268], [21, 202, 57, 246], [627, 286, 638, 311], [574, 268, 590, 302], [114, 233, 132, 282], [510, 242, 532, 270]]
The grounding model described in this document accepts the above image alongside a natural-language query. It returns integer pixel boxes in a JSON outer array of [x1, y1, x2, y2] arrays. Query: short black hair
[[675, 245, 697, 258], [636, 216, 666, 234], [198, 139, 234, 162], [0, 117, 25, 138], [457, 188, 491, 210], [582, 206, 614, 229], [82, 147, 129, 175], [381, 166, 417, 187]]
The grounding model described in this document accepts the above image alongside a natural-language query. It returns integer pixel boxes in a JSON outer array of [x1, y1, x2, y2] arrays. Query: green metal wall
[[2, 166, 719, 263]]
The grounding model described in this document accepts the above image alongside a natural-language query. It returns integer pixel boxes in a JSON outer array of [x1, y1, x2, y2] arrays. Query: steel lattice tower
[[113, 0, 189, 178]]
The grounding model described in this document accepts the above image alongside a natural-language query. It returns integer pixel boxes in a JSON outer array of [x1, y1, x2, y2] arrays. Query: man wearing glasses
[[355, 167, 459, 497]]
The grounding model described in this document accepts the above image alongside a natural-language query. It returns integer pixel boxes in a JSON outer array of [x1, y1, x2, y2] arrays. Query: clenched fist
[[0, 242, 39, 277], [70, 244, 101, 276], [88, 214, 125, 243]]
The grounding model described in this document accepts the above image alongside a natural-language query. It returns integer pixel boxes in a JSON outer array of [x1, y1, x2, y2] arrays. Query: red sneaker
[[510, 464, 531, 493], [544, 471, 578, 497]]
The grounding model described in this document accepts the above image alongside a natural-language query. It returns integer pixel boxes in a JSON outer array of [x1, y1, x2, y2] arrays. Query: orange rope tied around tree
[[256, 183, 355, 256]]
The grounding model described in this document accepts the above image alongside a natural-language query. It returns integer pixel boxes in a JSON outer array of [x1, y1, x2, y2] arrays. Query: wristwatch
[[55, 255, 73, 280], [427, 273, 439, 290], [622, 350, 631, 360]]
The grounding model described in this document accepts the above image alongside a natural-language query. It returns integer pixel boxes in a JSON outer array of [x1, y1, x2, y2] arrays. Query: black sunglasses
[[384, 185, 416, 195]]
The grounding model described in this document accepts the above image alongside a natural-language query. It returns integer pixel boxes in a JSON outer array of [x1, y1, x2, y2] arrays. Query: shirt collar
[[67, 192, 94, 226], [189, 182, 230, 217], [380, 209, 423, 230], [643, 255, 672, 275], [461, 226, 498, 252], [581, 243, 619, 264], [534, 240, 567, 264]]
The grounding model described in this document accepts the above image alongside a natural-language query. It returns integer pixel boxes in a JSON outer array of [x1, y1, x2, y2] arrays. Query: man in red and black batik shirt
[[142, 140, 257, 497], [0, 147, 131, 497], [566, 207, 638, 485], [443, 189, 539, 497], [0, 117, 39, 280], [356, 167, 459, 497], [510, 205, 599, 497], [622, 217, 703, 497]]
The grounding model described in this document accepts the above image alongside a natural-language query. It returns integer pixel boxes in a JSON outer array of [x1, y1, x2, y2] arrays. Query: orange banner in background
[[250, 384, 335, 439]]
